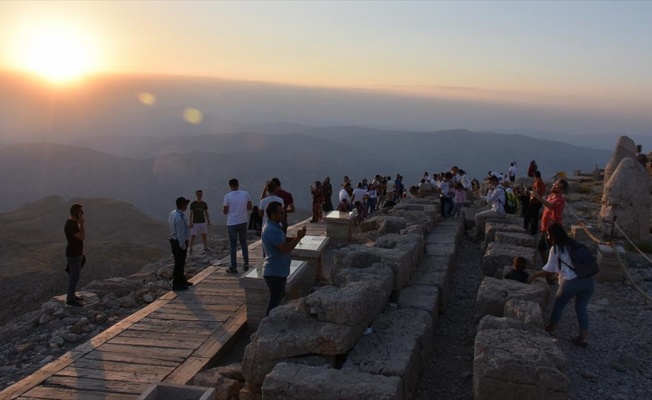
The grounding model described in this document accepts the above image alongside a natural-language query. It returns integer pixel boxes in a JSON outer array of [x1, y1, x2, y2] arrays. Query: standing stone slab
[[600, 157, 651, 242], [483, 242, 537, 277], [474, 328, 570, 400], [604, 135, 637, 185], [262, 363, 402, 400], [475, 277, 548, 321], [342, 332, 420, 400]]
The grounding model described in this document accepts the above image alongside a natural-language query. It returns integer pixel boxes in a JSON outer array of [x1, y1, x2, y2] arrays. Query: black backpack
[[558, 241, 599, 278], [496, 186, 518, 214]]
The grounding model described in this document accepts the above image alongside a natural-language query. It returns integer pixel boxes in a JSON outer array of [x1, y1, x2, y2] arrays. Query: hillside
[[0, 196, 167, 325]]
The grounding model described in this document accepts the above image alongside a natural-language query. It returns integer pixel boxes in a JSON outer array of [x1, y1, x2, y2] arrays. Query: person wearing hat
[[169, 196, 192, 291], [474, 175, 506, 240]]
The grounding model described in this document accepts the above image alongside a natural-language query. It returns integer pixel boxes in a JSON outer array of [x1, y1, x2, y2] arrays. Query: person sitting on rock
[[504, 256, 529, 283]]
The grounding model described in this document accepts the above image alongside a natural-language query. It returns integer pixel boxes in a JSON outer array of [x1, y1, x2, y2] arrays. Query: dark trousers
[[66, 255, 82, 302], [524, 202, 542, 234], [170, 239, 188, 286], [227, 223, 249, 268], [264, 276, 287, 316]]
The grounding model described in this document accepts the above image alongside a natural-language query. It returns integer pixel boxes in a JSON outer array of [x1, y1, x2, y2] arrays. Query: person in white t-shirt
[[259, 181, 285, 228], [223, 178, 252, 273], [508, 162, 517, 183], [351, 182, 368, 206]]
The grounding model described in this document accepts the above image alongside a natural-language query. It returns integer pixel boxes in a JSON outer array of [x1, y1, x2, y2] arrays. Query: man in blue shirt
[[169, 196, 193, 291], [262, 201, 306, 315]]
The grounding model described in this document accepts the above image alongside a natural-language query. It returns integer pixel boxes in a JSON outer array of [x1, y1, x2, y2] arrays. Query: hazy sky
[[1, 1, 651, 136]]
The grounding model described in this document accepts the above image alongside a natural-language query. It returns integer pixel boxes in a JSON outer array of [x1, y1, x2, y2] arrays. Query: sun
[[12, 22, 99, 83]]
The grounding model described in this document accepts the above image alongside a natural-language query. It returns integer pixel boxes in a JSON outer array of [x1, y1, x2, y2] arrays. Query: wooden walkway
[[1, 219, 326, 400]]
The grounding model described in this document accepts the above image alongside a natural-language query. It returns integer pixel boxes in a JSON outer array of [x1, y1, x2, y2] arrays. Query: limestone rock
[[485, 221, 526, 243], [371, 308, 433, 363], [604, 135, 637, 185], [477, 315, 544, 334], [503, 298, 544, 328], [342, 331, 420, 400], [84, 277, 136, 298], [600, 157, 651, 242], [476, 277, 548, 321], [298, 264, 393, 327], [495, 231, 537, 248], [474, 328, 569, 400], [396, 285, 440, 321], [262, 363, 402, 400]]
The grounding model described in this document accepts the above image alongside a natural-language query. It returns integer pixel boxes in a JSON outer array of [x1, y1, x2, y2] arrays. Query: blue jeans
[[66, 255, 82, 302], [550, 276, 595, 330], [228, 223, 249, 268], [366, 197, 376, 214]]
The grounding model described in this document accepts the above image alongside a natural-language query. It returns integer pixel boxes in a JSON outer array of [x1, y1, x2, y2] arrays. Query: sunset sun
[[12, 22, 99, 83]]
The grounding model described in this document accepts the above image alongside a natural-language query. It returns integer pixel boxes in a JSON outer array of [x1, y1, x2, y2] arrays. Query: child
[[452, 182, 466, 217], [504, 256, 529, 283]]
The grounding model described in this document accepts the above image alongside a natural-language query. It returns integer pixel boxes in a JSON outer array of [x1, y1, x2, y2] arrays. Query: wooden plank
[[118, 330, 209, 344], [55, 365, 167, 383], [69, 358, 175, 376], [151, 307, 234, 320], [161, 356, 210, 385], [83, 351, 179, 368], [106, 336, 200, 350], [127, 322, 220, 336], [191, 305, 247, 358], [95, 344, 191, 360], [20, 386, 139, 400], [146, 311, 230, 322], [161, 303, 241, 312], [42, 376, 148, 395]]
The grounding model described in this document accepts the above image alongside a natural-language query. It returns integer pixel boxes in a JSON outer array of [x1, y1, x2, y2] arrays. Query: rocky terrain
[[1, 177, 651, 398]]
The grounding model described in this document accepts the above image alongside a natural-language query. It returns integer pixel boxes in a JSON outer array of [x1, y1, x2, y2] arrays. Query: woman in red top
[[532, 178, 568, 263]]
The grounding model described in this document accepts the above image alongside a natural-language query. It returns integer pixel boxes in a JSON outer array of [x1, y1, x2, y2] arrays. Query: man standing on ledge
[[262, 201, 307, 315], [64, 203, 85, 307], [223, 178, 252, 273], [188, 189, 210, 254], [169, 196, 193, 291]]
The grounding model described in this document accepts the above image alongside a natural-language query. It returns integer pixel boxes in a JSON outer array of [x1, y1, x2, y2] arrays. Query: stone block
[[503, 298, 545, 329], [477, 315, 544, 334], [297, 264, 393, 326], [396, 285, 440, 321], [495, 232, 537, 248], [371, 308, 433, 363], [476, 277, 548, 321], [483, 242, 536, 277], [342, 331, 420, 400], [474, 328, 570, 400], [242, 306, 363, 386], [262, 363, 402, 400], [409, 256, 451, 307], [485, 221, 527, 243], [425, 231, 457, 245]]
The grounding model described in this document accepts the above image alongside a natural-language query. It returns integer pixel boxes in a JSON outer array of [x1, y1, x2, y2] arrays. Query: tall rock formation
[[604, 136, 637, 185], [599, 157, 650, 242]]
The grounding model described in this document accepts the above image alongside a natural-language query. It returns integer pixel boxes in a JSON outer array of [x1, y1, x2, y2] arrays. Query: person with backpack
[[528, 223, 596, 348], [473, 175, 505, 241]]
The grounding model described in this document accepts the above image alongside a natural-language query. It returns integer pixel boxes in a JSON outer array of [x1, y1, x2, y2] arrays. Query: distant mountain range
[[0, 70, 619, 223]]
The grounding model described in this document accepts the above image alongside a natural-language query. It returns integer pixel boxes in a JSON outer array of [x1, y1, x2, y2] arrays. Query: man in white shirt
[[223, 178, 252, 273]]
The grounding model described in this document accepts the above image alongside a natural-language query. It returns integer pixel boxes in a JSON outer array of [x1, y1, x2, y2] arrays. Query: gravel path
[[415, 235, 652, 399]]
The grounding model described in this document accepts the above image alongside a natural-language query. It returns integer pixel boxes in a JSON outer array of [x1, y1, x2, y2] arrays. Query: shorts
[[191, 222, 208, 235]]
